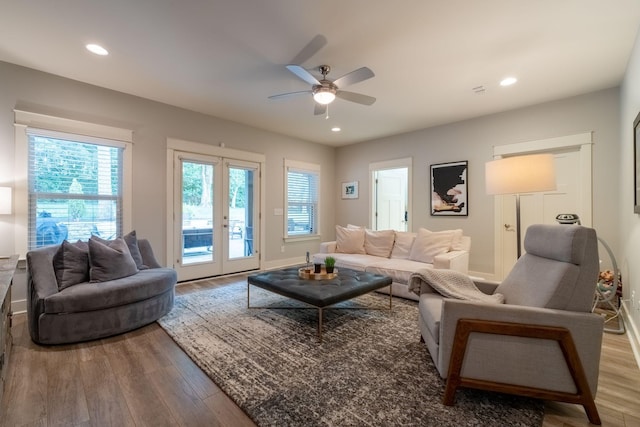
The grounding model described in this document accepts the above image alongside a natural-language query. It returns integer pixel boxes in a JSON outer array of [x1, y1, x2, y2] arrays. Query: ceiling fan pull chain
[[325, 104, 330, 120]]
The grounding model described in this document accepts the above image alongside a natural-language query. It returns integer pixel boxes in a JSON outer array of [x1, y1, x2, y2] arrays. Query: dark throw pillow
[[88, 237, 139, 283], [124, 230, 147, 270], [53, 240, 90, 290]]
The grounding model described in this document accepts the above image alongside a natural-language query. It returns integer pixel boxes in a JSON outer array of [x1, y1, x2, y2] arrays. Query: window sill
[[284, 234, 321, 243]]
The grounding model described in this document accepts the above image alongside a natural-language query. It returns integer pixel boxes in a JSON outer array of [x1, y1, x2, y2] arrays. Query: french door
[[172, 152, 260, 281]]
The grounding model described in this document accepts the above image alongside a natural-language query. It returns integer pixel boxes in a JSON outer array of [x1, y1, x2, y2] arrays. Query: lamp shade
[[485, 153, 556, 195], [0, 187, 12, 215]]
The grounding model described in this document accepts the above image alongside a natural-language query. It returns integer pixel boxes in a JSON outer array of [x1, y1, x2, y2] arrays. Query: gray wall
[[0, 61, 335, 306], [335, 88, 621, 276], [620, 27, 640, 347]]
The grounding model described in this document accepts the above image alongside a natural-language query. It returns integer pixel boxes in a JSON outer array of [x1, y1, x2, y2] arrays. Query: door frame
[[369, 157, 412, 231], [492, 132, 593, 280], [166, 138, 266, 278]]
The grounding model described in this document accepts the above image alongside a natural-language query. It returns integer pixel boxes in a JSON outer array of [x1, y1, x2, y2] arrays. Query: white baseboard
[[621, 301, 640, 369], [11, 298, 26, 315], [263, 256, 305, 271], [468, 270, 499, 282]]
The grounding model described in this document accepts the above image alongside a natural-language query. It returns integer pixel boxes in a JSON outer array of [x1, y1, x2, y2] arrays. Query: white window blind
[[285, 160, 319, 238], [27, 129, 124, 249]]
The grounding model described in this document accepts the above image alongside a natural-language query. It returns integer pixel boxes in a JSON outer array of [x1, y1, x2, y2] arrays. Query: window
[[284, 159, 320, 239], [27, 130, 124, 249], [14, 110, 132, 256]]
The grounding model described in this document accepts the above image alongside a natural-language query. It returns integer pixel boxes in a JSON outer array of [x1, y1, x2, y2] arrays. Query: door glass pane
[[182, 161, 214, 265], [228, 166, 254, 259]]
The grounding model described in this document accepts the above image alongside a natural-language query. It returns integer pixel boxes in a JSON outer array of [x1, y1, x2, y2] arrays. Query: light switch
[[274, 208, 283, 216]]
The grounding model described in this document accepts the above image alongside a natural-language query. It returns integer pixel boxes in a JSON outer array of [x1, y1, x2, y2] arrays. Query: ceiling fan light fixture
[[313, 88, 336, 105]]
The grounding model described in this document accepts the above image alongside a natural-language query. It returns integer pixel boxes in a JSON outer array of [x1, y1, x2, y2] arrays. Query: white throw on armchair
[[410, 224, 604, 425]]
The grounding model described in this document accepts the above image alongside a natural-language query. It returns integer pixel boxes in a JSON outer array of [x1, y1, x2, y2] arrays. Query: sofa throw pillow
[[88, 237, 139, 283], [450, 229, 465, 251], [123, 230, 148, 270], [390, 231, 417, 259], [408, 228, 455, 264], [53, 240, 90, 290], [335, 225, 366, 254], [364, 229, 396, 258]]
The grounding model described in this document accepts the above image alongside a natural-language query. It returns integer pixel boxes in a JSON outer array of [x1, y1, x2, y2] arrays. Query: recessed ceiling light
[[331, 127, 341, 132], [500, 77, 517, 87], [86, 44, 109, 56]]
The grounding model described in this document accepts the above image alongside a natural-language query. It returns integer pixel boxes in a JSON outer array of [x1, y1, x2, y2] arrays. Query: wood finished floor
[[2, 274, 640, 426]]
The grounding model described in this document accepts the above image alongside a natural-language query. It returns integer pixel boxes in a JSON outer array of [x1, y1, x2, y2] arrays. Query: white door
[[374, 169, 407, 230], [222, 158, 260, 274], [499, 149, 587, 276], [173, 152, 260, 281], [370, 158, 411, 231]]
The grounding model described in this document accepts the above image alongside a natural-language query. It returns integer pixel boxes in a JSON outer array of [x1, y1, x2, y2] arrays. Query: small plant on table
[[324, 256, 336, 273]]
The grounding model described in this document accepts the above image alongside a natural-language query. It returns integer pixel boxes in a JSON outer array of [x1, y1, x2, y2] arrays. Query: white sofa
[[313, 226, 470, 301]]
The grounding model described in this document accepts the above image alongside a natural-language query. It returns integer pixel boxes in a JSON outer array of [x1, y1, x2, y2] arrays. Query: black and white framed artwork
[[430, 161, 468, 216]]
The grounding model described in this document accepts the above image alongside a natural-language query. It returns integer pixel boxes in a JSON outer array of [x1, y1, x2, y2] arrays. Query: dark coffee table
[[247, 267, 393, 342]]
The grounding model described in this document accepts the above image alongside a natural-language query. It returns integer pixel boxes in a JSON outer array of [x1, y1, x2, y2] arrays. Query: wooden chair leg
[[444, 319, 601, 425]]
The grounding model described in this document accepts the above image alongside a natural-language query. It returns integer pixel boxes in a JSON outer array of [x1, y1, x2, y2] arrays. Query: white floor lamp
[[485, 154, 557, 258]]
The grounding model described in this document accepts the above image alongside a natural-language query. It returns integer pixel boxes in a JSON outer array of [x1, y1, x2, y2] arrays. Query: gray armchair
[[413, 224, 604, 425]]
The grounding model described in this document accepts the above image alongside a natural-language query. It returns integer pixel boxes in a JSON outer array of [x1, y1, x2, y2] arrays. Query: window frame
[[283, 159, 320, 241], [14, 110, 132, 257]]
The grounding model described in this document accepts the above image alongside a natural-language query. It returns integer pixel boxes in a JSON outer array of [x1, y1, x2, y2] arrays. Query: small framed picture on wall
[[341, 181, 358, 199], [430, 161, 468, 216]]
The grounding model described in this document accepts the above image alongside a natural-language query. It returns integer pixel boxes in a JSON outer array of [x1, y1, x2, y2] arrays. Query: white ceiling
[[1, 1, 639, 146]]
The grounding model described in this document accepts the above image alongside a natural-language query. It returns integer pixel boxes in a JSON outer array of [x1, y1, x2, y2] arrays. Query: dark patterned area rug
[[158, 282, 544, 427]]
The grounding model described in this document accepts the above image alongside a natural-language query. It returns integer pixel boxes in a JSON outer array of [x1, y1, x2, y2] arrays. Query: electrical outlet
[[280, 245, 285, 253]]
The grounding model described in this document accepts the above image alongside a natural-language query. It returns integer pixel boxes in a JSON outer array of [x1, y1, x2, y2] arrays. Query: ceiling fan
[[269, 63, 376, 115]]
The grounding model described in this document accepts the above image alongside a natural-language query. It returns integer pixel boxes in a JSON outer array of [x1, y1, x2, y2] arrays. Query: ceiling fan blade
[[286, 65, 321, 86], [336, 90, 376, 106], [289, 34, 327, 65], [268, 90, 311, 100], [333, 67, 375, 88], [314, 103, 327, 116]]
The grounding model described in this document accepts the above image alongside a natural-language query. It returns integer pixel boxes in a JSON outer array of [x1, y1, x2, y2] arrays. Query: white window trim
[[284, 158, 321, 242], [14, 110, 133, 257]]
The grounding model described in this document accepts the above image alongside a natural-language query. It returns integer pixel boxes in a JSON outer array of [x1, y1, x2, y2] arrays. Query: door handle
[[504, 224, 515, 232]]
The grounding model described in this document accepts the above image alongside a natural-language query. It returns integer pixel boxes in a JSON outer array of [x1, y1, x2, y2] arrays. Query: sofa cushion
[[327, 253, 381, 271], [365, 258, 435, 285], [364, 229, 395, 258], [53, 240, 90, 290], [43, 268, 177, 314], [89, 237, 139, 282], [335, 225, 366, 254], [390, 231, 417, 259], [408, 228, 455, 263]]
